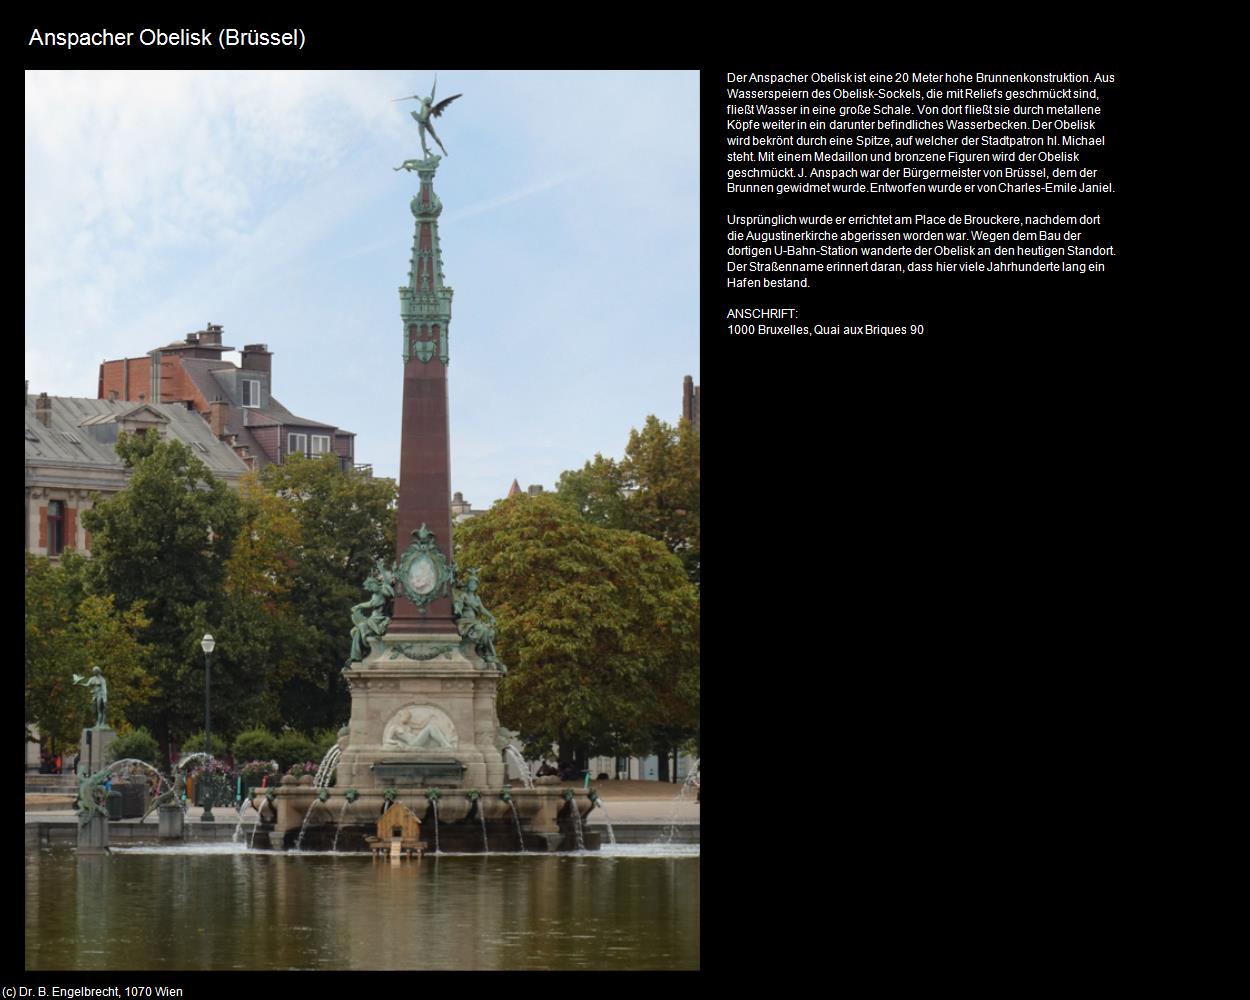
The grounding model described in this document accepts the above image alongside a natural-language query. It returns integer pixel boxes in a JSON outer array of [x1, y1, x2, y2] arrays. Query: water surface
[[25, 845, 699, 971]]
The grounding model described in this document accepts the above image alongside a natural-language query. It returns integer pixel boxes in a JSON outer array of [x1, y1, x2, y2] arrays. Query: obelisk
[[337, 82, 507, 795], [391, 155, 455, 633]]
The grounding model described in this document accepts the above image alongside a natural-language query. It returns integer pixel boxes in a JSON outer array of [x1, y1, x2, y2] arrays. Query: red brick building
[[98, 323, 356, 471]]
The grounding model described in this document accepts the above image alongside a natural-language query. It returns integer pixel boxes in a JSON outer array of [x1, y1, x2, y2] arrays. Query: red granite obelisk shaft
[[389, 357, 454, 632]]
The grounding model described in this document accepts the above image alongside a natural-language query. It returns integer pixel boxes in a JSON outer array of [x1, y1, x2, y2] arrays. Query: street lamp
[[200, 633, 215, 822]]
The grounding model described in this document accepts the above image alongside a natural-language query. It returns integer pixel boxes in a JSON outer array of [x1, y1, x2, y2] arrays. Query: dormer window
[[242, 379, 260, 408]]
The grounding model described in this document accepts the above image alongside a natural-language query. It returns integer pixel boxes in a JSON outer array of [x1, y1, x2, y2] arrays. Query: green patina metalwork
[[394, 83, 457, 367], [143, 769, 186, 821], [76, 769, 112, 827], [393, 77, 462, 160], [396, 524, 454, 611], [346, 528, 463, 657], [72, 667, 108, 728], [346, 539, 507, 674], [385, 642, 457, 662], [348, 559, 398, 663], [398, 158, 453, 367], [452, 567, 506, 674]]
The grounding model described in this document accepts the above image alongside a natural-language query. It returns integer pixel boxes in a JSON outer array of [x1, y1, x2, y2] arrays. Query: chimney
[[209, 398, 229, 438], [35, 392, 51, 426], [527, 484, 544, 496], [201, 323, 223, 347], [241, 343, 272, 374], [683, 374, 700, 430], [185, 332, 199, 345]]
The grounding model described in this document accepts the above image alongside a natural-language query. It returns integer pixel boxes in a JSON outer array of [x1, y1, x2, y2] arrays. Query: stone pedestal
[[338, 633, 506, 792], [79, 727, 116, 775], [158, 804, 185, 840], [77, 813, 109, 854]]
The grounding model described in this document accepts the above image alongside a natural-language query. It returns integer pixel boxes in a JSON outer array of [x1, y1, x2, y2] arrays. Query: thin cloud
[[445, 168, 589, 222]]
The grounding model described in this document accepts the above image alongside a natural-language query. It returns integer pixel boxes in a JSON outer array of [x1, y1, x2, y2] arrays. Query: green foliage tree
[[179, 730, 229, 759], [25, 552, 154, 754], [105, 727, 160, 766], [259, 455, 396, 732], [454, 494, 699, 768], [81, 433, 243, 764], [27, 441, 397, 766], [232, 727, 279, 764], [220, 472, 304, 733], [556, 415, 700, 585], [311, 727, 342, 759], [274, 730, 318, 771]]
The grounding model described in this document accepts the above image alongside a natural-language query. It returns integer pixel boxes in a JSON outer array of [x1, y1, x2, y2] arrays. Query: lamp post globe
[[200, 634, 215, 822]]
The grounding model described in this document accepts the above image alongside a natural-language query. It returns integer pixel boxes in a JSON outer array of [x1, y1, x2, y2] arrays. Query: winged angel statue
[[393, 76, 462, 159]]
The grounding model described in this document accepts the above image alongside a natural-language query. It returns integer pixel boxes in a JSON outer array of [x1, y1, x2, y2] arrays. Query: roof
[[25, 395, 249, 480], [174, 358, 348, 466]]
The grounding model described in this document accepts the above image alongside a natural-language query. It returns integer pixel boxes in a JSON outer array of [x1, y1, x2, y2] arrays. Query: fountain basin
[[260, 785, 598, 852]]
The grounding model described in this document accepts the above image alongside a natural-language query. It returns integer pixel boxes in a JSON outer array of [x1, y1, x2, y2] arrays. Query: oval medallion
[[407, 554, 437, 595]]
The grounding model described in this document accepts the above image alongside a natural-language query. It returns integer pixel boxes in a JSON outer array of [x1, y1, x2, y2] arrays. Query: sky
[[25, 70, 699, 507]]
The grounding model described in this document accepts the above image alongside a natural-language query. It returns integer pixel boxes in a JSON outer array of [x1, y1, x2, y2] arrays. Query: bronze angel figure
[[394, 76, 462, 158]]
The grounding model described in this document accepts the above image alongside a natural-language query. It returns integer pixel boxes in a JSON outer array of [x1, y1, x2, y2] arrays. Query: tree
[[25, 552, 153, 755], [258, 454, 397, 732], [220, 472, 304, 732], [622, 416, 700, 586], [554, 453, 632, 528], [454, 494, 699, 769], [556, 415, 700, 586], [81, 433, 243, 764]]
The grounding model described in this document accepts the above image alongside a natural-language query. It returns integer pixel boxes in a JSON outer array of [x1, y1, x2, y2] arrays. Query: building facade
[[25, 391, 250, 558], [98, 323, 357, 472]]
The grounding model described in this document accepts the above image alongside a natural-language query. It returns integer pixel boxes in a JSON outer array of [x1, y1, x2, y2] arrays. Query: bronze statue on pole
[[393, 76, 462, 160], [72, 666, 108, 728]]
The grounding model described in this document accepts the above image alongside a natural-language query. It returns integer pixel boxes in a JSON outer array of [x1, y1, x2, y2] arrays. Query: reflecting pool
[[25, 844, 700, 971]]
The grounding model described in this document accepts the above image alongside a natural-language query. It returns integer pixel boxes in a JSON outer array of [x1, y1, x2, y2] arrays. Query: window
[[311, 435, 331, 456], [242, 379, 260, 407], [287, 433, 307, 456], [47, 500, 65, 556]]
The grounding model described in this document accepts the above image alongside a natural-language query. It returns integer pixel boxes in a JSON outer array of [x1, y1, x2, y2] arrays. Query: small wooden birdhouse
[[377, 801, 422, 841]]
